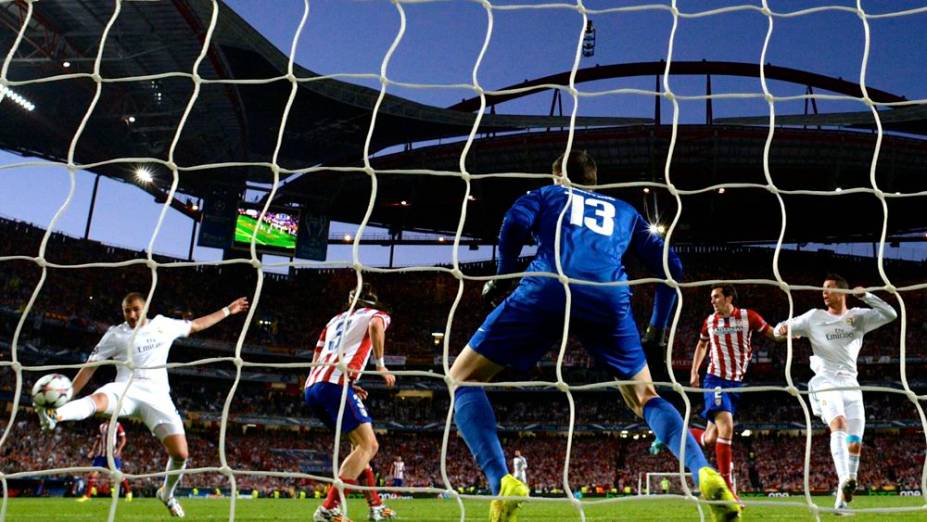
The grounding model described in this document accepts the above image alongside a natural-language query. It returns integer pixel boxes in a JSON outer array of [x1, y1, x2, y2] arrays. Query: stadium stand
[[1, 217, 925, 498]]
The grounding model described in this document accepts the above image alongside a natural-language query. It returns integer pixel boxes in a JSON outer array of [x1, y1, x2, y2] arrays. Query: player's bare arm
[[369, 316, 395, 388], [189, 297, 249, 334], [690, 339, 709, 388], [763, 325, 787, 343], [115, 430, 126, 458], [70, 365, 98, 396]]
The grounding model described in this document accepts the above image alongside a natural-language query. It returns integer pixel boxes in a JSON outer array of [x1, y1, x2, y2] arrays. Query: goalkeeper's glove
[[641, 325, 669, 350], [482, 279, 517, 307]]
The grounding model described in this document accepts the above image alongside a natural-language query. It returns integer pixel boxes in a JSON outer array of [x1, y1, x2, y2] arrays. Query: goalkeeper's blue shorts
[[304, 382, 372, 433], [468, 292, 647, 379], [701, 374, 743, 420]]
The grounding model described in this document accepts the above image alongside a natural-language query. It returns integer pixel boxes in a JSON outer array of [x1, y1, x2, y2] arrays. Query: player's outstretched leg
[[36, 393, 106, 432], [621, 366, 740, 521], [157, 433, 188, 518], [450, 348, 528, 522]]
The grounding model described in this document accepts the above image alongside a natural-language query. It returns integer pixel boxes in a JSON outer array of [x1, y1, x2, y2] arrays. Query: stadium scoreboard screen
[[233, 205, 300, 255]]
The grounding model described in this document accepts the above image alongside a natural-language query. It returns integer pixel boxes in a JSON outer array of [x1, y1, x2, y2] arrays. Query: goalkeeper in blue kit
[[449, 150, 740, 522]]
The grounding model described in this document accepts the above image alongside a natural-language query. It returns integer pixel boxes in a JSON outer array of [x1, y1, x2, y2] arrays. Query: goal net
[[1, 1, 926, 522]]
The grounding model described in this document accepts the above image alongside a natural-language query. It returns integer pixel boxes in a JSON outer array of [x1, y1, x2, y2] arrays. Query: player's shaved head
[[121, 292, 146, 328], [553, 150, 597, 185], [122, 292, 146, 305]]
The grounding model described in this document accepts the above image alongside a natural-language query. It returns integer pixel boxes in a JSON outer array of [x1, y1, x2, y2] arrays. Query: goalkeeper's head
[[552, 150, 597, 186], [121, 291, 147, 328], [348, 282, 382, 310]]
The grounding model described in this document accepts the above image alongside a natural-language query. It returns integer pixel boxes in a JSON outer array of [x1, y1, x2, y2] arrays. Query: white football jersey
[[88, 315, 191, 391], [391, 460, 405, 480], [779, 293, 896, 377], [513, 456, 527, 478], [306, 307, 391, 387]]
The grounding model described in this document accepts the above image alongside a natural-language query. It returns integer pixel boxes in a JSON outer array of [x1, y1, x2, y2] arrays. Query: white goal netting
[[1, 1, 926, 522]]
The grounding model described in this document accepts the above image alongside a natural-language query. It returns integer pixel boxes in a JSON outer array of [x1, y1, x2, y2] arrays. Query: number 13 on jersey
[[569, 193, 615, 236]]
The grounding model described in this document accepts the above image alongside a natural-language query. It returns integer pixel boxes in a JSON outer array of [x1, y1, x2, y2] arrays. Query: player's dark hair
[[713, 284, 738, 303], [824, 273, 849, 289], [348, 282, 381, 309], [552, 150, 597, 185], [122, 292, 146, 305]]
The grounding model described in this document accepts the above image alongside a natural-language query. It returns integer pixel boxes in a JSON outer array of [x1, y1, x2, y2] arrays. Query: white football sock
[[830, 431, 849, 484], [163, 457, 187, 498], [56, 396, 97, 422], [848, 452, 860, 480]]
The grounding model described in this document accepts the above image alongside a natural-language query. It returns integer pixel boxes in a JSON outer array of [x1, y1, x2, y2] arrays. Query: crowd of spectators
[[1, 416, 923, 496], [2, 217, 926, 370], [1, 217, 926, 497]]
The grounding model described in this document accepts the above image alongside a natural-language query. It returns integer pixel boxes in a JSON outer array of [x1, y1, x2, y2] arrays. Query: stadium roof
[[2, 0, 925, 244], [0, 0, 640, 212]]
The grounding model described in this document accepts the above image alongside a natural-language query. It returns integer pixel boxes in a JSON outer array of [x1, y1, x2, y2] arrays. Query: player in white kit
[[512, 450, 527, 485], [775, 274, 896, 514], [306, 283, 397, 522], [35, 291, 249, 518]]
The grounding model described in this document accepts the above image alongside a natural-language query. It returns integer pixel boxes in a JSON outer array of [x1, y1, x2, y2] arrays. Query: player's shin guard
[[716, 437, 733, 492], [57, 396, 97, 422], [847, 434, 861, 480], [453, 386, 508, 495], [642, 397, 710, 487], [362, 466, 382, 507], [162, 457, 186, 498], [830, 431, 849, 485]]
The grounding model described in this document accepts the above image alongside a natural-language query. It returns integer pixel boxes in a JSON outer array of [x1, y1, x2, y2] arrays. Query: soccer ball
[[31, 374, 73, 408]]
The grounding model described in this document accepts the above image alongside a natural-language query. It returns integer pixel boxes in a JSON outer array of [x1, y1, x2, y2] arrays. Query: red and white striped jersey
[[93, 421, 125, 458], [305, 307, 391, 387], [700, 307, 769, 382]]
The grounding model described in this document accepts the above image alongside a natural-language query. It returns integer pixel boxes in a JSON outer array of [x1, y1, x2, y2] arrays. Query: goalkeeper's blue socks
[[643, 397, 711, 487], [454, 386, 508, 495]]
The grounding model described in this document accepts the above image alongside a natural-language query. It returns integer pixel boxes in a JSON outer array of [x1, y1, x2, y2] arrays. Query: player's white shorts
[[95, 381, 185, 439], [808, 374, 864, 425]]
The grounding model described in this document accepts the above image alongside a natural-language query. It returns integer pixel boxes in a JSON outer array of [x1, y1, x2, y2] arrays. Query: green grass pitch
[[6, 496, 924, 521], [234, 215, 295, 249]]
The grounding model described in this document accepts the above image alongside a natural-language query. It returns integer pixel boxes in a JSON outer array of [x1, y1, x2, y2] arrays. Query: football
[[31, 374, 73, 408]]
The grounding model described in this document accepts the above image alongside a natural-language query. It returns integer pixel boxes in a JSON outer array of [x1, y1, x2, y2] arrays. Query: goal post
[[640, 472, 736, 496]]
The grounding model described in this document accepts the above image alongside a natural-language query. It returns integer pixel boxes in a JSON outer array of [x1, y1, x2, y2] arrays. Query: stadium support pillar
[[705, 73, 713, 125], [654, 73, 661, 127], [188, 198, 201, 261], [84, 174, 100, 239]]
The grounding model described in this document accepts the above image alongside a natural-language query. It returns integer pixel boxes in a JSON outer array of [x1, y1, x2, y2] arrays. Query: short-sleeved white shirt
[[88, 315, 191, 391]]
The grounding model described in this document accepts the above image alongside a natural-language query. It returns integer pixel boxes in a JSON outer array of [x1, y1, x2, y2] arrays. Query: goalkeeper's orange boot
[[489, 474, 529, 522], [698, 467, 741, 522]]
